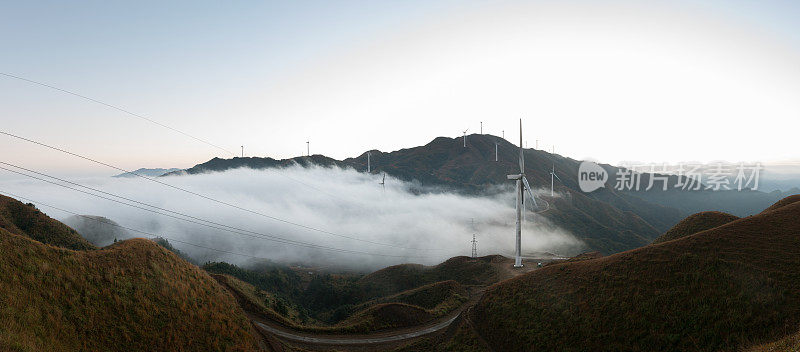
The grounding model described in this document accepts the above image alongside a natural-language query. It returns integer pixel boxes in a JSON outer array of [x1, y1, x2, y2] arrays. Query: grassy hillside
[[468, 196, 800, 351], [375, 280, 467, 312], [0, 194, 95, 250], [0, 204, 262, 352], [212, 273, 308, 328], [747, 329, 800, 352], [212, 264, 472, 334], [360, 255, 511, 297], [653, 211, 739, 244], [760, 193, 800, 213]]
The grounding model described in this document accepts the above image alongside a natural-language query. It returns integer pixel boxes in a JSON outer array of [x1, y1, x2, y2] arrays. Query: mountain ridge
[[159, 134, 798, 255], [162, 134, 680, 255], [466, 195, 800, 351]]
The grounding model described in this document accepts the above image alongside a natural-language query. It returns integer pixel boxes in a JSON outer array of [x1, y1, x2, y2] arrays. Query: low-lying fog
[[2, 166, 584, 270]]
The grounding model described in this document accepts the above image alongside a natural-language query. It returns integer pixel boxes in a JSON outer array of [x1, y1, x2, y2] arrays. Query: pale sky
[[2, 0, 799, 175]]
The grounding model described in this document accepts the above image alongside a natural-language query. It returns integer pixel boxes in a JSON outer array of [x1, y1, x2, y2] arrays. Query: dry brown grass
[[747, 328, 800, 352], [760, 194, 800, 214], [653, 210, 739, 244], [218, 273, 468, 335], [0, 194, 95, 250], [0, 230, 261, 351], [468, 196, 800, 352], [359, 255, 511, 298]]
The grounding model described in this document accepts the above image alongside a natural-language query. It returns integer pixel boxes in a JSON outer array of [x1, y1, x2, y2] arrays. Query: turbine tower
[[507, 119, 538, 268], [471, 233, 478, 258], [462, 129, 469, 147], [367, 151, 371, 173], [495, 142, 499, 162], [550, 164, 563, 196], [379, 172, 386, 191]]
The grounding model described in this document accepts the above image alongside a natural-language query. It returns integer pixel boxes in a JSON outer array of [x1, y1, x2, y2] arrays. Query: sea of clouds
[[1, 165, 584, 270]]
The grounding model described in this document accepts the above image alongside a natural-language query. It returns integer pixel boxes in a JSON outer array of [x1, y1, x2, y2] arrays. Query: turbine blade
[[553, 173, 563, 182], [519, 119, 524, 173], [522, 176, 538, 208]]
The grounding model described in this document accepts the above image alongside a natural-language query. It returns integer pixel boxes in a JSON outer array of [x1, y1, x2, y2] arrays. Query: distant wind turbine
[[507, 119, 538, 268], [379, 172, 386, 191], [462, 129, 469, 147], [495, 142, 499, 162], [367, 151, 371, 173], [550, 165, 563, 196]]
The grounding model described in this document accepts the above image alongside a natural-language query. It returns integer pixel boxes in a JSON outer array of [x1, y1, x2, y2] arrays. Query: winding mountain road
[[252, 313, 460, 345]]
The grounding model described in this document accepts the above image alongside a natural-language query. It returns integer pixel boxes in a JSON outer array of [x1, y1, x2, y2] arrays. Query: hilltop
[[0, 195, 262, 351], [113, 167, 181, 178], [459, 195, 800, 351], [0, 194, 95, 250], [164, 135, 798, 240], [204, 255, 522, 338], [360, 255, 513, 295], [652, 211, 739, 244], [162, 135, 689, 255], [760, 193, 800, 213]]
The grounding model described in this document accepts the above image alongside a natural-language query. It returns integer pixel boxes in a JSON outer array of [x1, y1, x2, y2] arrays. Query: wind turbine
[[379, 172, 386, 191], [507, 119, 538, 268], [367, 151, 371, 173], [495, 142, 499, 162], [462, 129, 469, 147], [550, 165, 563, 196]]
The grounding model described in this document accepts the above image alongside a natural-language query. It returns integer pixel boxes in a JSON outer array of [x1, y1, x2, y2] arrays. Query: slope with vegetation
[[463, 196, 800, 351], [0, 194, 95, 250], [0, 195, 262, 351], [205, 256, 506, 335], [652, 211, 739, 244]]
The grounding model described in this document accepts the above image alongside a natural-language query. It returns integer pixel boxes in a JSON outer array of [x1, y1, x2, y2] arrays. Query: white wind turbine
[[550, 165, 563, 196], [367, 151, 371, 173], [507, 119, 538, 268], [462, 129, 469, 147]]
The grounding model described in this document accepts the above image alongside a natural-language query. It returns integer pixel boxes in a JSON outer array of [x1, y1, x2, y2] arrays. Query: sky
[[2, 0, 800, 175]]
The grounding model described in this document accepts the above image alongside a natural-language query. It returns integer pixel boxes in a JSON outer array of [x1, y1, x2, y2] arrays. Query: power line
[[0, 190, 287, 261], [0, 164, 427, 258], [0, 131, 445, 251], [0, 72, 235, 156], [0, 73, 358, 208]]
